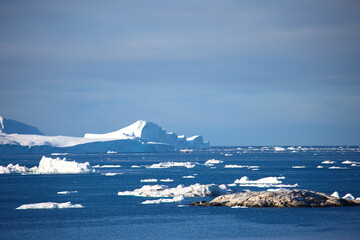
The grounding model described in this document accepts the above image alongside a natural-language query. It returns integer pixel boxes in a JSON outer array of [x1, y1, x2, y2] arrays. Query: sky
[[0, 0, 360, 146]]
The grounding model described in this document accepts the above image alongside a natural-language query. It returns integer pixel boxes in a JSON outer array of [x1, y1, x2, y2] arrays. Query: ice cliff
[[84, 120, 209, 149]]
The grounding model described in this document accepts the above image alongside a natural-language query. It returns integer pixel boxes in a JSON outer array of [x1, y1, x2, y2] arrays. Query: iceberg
[[342, 193, 355, 200], [321, 160, 335, 164], [118, 183, 231, 197], [57, 191, 78, 194], [16, 201, 83, 210], [292, 166, 305, 168], [234, 176, 298, 188], [204, 159, 223, 166], [84, 120, 209, 149], [93, 165, 121, 168], [331, 191, 340, 198], [146, 161, 197, 169], [37, 156, 92, 174], [0, 163, 30, 174], [141, 196, 184, 204], [141, 179, 158, 182]]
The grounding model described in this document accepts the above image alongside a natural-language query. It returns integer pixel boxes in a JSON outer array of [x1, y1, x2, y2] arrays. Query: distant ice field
[[0, 146, 360, 240]]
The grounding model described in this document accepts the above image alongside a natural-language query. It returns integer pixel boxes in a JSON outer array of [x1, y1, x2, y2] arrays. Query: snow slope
[[84, 120, 209, 149], [0, 116, 44, 135]]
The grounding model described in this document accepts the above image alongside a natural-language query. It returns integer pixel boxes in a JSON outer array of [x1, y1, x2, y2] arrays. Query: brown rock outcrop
[[190, 189, 360, 208]]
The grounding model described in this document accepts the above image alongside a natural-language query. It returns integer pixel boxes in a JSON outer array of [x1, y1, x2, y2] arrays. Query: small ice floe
[[342, 193, 355, 200], [351, 164, 360, 167], [342, 160, 360, 165], [131, 165, 142, 168], [118, 183, 231, 198], [273, 147, 286, 152], [317, 165, 324, 168], [146, 162, 197, 169], [328, 166, 348, 170], [16, 201, 83, 210], [234, 176, 298, 188], [103, 173, 123, 176], [224, 153, 233, 156], [224, 165, 259, 170], [141, 196, 184, 204], [107, 151, 117, 154], [182, 175, 195, 179], [57, 191, 78, 195], [140, 179, 158, 182], [50, 153, 68, 156], [331, 191, 340, 198], [204, 159, 223, 166], [292, 166, 305, 169], [321, 160, 335, 164], [93, 165, 121, 168], [179, 149, 193, 153], [159, 178, 174, 182]]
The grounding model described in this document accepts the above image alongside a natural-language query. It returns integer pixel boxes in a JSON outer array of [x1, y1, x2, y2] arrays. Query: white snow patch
[[342, 193, 355, 200], [330, 191, 339, 198], [16, 201, 83, 210]]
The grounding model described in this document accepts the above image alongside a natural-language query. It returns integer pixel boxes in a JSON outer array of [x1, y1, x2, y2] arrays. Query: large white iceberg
[[118, 183, 231, 197], [84, 120, 209, 149], [0, 156, 93, 174], [16, 201, 83, 210], [36, 156, 92, 174]]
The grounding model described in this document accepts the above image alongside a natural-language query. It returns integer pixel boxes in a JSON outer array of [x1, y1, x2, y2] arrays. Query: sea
[[1, 146, 360, 240]]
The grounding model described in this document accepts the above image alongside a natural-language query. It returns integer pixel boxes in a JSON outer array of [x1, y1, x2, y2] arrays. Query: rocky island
[[191, 189, 360, 208]]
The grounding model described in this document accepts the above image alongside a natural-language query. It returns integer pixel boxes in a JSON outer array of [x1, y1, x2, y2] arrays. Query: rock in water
[[190, 189, 360, 208]]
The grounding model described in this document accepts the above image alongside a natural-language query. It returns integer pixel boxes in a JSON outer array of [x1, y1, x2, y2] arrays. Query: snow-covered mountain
[[84, 120, 209, 149], [0, 116, 44, 135]]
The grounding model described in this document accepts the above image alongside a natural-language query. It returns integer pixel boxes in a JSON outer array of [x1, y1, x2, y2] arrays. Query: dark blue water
[[1, 146, 360, 240]]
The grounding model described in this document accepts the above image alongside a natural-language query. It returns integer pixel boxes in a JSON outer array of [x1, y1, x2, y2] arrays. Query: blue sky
[[1, 0, 359, 145]]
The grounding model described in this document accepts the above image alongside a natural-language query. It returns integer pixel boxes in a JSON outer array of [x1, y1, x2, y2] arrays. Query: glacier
[[0, 117, 208, 154]]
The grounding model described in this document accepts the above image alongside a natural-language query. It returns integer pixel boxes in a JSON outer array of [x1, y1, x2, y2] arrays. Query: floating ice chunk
[[141, 179, 158, 182], [292, 166, 305, 169], [204, 159, 223, 166], [277, 176, 286, 179], [141, 196, 184, 204], [321, 160, 335, 164], [224, 165, 246, 168], [16, 201, 83, 209], [328, 166, 348, 169], [103, 172, 122, 176], [159, 178, 174, 182], [331, 191, 340, 198], [37, 156, 92, 174], [317, 165, 324, 168], [0, 163, 29, 174], [50, 153, 68, 156], [351, 164, 360, 167], [273, 147, 285, 152], [146, 162, 196, 169], [93, 165, 121, 168], [131, 165, 142, 168], [107, 151, 117, 154], [57, 191, 78, 194], [224, 153, 233, 156], [342, 193, 355, 200], [182, 175, 195, 178], [118, 183, 231, 197], [342, 160, 360, 165], [234, 176, 298, 188]]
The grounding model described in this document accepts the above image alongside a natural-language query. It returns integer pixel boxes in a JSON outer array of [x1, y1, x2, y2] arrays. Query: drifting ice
[[37, 156, 92, 174], [16, 201, 83, 209]]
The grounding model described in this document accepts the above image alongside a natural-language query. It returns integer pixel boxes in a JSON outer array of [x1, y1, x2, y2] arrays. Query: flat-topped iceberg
[[84, 120, 209, 149], [234, 176, 298, 188], [16, 201, 83, 210], [118, 183, 231, 197]]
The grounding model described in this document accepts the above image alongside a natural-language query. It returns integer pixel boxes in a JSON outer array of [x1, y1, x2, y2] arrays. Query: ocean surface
[[1, 146, 360, 240]]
